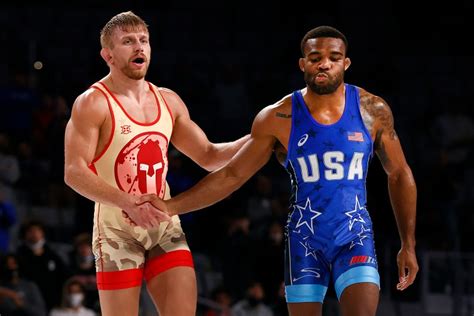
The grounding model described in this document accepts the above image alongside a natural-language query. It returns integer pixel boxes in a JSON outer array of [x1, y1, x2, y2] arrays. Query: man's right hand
[[120, 194, 171, 229], [135, 193, 170, 216]]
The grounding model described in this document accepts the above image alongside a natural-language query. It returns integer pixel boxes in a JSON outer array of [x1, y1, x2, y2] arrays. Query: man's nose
[[318, 58, 331, 70]]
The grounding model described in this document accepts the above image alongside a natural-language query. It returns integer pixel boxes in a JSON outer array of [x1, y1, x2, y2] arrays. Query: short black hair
[[300, 26, 348, 56]]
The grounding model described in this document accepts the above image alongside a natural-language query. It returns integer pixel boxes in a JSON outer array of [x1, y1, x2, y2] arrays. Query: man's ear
[[344, 57, 351, 71], [100, 48, 112, 64], [299, 58, 305, 72]]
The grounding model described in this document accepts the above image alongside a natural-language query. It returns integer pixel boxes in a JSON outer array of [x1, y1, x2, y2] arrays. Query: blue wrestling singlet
[[283, 84, 380, 303]]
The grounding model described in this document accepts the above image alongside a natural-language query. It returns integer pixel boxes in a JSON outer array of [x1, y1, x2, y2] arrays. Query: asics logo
[[298, 134, 309, 147]]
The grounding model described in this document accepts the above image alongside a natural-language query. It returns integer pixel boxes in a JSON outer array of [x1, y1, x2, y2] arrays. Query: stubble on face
[[305, 69, 344, 95], [120, 61, 149, 80]]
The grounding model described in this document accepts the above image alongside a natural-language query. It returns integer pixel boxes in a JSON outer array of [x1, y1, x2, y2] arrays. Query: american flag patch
[[348, 131, 364, 142]]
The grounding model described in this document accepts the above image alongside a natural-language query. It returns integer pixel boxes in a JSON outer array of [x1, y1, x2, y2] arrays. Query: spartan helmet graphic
[[115, 132, 168, 197], [137, 139, 164, 194]]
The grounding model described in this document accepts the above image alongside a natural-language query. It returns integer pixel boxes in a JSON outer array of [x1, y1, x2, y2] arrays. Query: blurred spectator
[[47, 95, 73, 209], [0, 132, 21, 202], [270, 281, 288, 316], [15, 140, 49, 206], [0, 253, 46, 316], [255, 220, 284, 303], [0, 188, 17, 254], [218, 209, 257, 299], [246, 173, 274, 236], [0, 71, 39, 138], [67, 233, 97, 310], [49, 278, 96, 316], [204, 286, 234, 316], [431, 101, 474, 172], [212, 62, 251, 139], [16, 220, 69, 311], [231, 281, 274, 316]]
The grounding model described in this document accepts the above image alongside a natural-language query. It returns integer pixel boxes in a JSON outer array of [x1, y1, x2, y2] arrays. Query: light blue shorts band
[[285, 284, 328, 303], [334, 266, 380, 300]]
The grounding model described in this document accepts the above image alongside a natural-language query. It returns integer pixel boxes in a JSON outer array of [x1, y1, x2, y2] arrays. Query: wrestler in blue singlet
[[284, 83, 380, 303]]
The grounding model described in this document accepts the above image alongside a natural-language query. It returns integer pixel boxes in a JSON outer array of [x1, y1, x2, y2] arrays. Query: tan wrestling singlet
[[89, 82, 193, 290]]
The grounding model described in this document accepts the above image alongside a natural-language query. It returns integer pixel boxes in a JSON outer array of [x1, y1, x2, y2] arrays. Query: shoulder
[[152, 86, 187, 116], [152, 86, 183, 106], [254, 93, 293, 123], [70, 86, 109, 121], [358, 87, 392, 116], [73, 87, 108, 111]]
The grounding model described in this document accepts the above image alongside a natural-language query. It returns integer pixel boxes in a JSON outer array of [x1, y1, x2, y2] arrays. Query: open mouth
[[132, 57, 145, 64]]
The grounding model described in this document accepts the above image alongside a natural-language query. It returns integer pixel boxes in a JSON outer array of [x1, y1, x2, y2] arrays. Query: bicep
[[362, 93, 409, 175], [171, 112, 212, 161], [64, 96, 103, 168], [375, 132, 409, 175], [163, 89, 213, 163]]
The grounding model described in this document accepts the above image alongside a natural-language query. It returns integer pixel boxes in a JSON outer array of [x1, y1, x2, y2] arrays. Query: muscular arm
[[164, 107, 277, 215], [64, 91, 162, 228], [64, 91, 129, 208], [366, 94, 418, 289], [162, 88, 250, 171]]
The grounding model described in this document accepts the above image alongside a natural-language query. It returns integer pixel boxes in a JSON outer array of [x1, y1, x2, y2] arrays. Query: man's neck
[[104, 73, 147, 102], [303, 83, 345, 111]]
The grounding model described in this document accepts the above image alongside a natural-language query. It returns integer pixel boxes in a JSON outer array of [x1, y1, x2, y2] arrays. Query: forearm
[[388, 167, 417, 248], [205, 134, 250, 171], [64, 164, 130, 209], [168, 167, 246, 215]]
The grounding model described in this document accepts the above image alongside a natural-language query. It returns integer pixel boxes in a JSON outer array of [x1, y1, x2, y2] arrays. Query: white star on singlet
[[350, 225, 371, 249], [295, 197, 322, 234], [344, 195, 366, 231]]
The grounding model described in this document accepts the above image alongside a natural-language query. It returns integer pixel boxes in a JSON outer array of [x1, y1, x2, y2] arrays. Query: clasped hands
[[121, 194, 170, 229]]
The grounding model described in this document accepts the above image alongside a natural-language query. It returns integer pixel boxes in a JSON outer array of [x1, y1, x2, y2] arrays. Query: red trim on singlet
[[96, 203, 105, 278], [154, 86, 175, 129], [88, 163, 98, 174], [98, 81, 161, 126], [89, 85, 115, 167], [144, 250, 194, 282], [96, 268, 143, 290]]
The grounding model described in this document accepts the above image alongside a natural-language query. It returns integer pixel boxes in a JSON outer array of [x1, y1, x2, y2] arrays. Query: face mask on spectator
[[79, 255, 94, 265], [27, 238, 45, 251], [68, 293, 84, 307]]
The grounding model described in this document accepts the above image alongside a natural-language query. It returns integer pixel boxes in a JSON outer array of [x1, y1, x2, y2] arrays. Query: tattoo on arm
[[376, 138, 389, 166], [276, 112, 291, 118], [360, 91, 398, 151]]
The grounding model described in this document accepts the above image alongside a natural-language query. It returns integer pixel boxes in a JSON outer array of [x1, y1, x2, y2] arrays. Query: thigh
[[332, 230, 380, 300], [99, 286, 141, 316], [146, 266, 197, 316], [93, 233, 146, 290], [285, 231, 330, 303], [288, 302, 322, 316], [339, 282, 379, 316]]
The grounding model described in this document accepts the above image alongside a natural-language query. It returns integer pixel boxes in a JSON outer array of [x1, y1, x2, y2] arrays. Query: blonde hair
[[100, 11, 148, 48]]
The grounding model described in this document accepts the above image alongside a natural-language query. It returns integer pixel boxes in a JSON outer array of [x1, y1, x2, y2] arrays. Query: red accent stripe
[[96, 204, 104, 279], [144, 250, 194, 281], [155, 86, 174, 128], [88, 163, 98, 175], [350, 255, 368, 265], [96, 268, 143, 290], [89, 85, 115, 166]]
